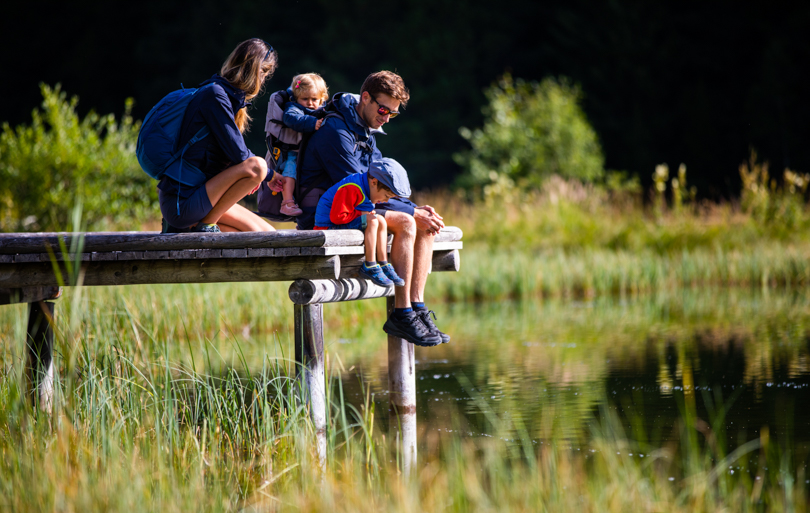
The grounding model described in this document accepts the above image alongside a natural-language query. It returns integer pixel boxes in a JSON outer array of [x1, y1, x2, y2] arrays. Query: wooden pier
[[0, 228, 462, 468]]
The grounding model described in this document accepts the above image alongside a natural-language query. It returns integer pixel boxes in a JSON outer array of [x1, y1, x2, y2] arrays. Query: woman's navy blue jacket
[[158, 75, 255, 198]]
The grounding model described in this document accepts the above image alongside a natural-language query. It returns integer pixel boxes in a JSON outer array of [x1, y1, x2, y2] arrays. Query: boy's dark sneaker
[[161, 218, 191, 234], [417, 309, 451, 344], [359, 263, 393, 287], [190, 222, 221, 233], [383, 310, 442, 347], [380, 263, 405, 287]]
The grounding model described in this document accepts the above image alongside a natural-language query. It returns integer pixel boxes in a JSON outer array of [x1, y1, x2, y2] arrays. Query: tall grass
[[1, 285, 809, 511]]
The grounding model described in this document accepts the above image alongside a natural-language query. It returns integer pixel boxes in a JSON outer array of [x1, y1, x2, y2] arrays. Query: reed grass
[[2, 286, 809, 511]]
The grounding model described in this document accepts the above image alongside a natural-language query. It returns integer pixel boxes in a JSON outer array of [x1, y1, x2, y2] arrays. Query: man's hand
[[356, 210, 376, 216], [414, 205, 445, 236]]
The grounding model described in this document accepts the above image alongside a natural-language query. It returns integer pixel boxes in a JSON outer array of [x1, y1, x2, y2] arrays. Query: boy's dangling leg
[[359, 214, 393, 287]]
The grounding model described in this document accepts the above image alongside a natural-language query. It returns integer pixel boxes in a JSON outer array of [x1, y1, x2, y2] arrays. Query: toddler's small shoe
[[280, 200, 303, 216], [381, 263, 405, 287], [359, 263, 393, 287]]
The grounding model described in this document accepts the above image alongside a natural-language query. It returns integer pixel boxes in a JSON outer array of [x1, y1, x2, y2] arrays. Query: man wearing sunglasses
[[296, 71, 449, 347]]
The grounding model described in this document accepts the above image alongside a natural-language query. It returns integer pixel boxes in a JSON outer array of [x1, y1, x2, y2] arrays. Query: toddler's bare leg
[[282, 177, 296, 203]]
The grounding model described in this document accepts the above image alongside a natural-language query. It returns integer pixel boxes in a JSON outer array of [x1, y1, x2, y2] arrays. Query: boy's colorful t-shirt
[[314, 172, 375, 229]]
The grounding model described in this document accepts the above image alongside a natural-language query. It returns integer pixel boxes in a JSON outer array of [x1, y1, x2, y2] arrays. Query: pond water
[[335, 288, 810, 455]]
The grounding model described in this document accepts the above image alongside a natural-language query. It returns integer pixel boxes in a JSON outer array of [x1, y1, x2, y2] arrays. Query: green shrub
[[454, 74, 604, 196], [0, 84, 155, 231]]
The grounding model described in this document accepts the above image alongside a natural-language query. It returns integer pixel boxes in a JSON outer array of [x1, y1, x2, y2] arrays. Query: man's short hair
[[360, 71, 410, 108]]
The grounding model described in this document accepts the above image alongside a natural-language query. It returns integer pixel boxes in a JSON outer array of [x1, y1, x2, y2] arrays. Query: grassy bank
[[0, 340, 806, 512], [2, 286, 810, 511]]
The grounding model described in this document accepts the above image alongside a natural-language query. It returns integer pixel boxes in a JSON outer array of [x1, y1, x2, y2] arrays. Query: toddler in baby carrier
[[257, 73, 328, 222]]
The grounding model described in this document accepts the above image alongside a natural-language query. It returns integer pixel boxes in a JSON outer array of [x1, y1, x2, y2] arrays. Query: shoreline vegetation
[[2, 287, 809, 511]]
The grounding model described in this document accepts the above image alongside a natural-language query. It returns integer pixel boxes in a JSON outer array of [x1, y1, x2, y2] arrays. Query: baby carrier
[[257, 92, 371, 223]]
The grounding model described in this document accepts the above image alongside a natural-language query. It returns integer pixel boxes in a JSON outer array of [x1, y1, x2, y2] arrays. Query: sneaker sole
[[383, 323, 443, 347]]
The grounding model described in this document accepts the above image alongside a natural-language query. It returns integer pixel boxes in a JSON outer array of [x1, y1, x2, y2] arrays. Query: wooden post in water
[[387, 296, 417, 474], [25, 299, 56, 413], [294, 303, 326, 465]]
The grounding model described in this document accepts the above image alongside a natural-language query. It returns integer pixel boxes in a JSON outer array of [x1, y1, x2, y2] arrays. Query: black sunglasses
[[370, 94, 400, 118], [262, 41, 274, 62]]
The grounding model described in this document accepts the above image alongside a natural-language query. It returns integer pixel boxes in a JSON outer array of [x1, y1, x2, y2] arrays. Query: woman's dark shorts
[[158, 185, 213, 229]]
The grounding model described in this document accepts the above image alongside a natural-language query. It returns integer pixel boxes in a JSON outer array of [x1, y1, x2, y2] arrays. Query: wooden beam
[[339, 249, 460, 279], [0, 286, 61, 306], [26, 300, 56, 413], [0, 230, 349, 254], [289, 278, 393, 305], [0, 256, 340, 288], [294, 303, 326, 465], [0, 226, 462, 254], [387, 296, 417, 474]]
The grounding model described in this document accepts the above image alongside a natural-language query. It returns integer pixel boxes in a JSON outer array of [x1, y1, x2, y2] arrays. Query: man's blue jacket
[[297, 93, 414, 229]]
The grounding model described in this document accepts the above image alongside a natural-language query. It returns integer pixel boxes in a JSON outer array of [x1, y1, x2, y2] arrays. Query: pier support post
[[25, 299, 56, 414], [387, 296, 417, 474], [294, 303, 326, 465]]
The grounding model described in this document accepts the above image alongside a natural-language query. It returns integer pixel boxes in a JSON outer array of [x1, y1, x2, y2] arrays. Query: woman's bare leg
[[200, 156, 271, 225], [216, 203, 274, 232]]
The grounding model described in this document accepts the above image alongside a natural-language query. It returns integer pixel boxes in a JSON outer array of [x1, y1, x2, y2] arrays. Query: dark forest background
[[2, 0, 808, 197]]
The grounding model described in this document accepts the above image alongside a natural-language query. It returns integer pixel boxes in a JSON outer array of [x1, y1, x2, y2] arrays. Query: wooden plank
[[117, 251, 144, 261], [142, 251, 170, 259], [0, 230, 332, 254], [221, 249, 248, 258], [0, 286, 62, 306], [91, 252, 118, 261], [14, 254, 41, 263], [0, 256, 340, 288], [0, 255, 12, 264], [247, 248, 274, 257], [289, 278, 393, 305], [0, 226, 461, 254], [338, 249, 460, 279], [274, 247, 301, 257]]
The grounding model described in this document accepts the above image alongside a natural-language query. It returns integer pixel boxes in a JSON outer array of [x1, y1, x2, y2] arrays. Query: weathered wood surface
[[289, 278, 393, 305], [386, 296, 417, 474], [0, 286, 62, 306], [289, 249, 461, 304], [339, 248, 460, 280], [0, 230, 357, 254], [0, 226, 463, 255], [0, 241, 461, 264], [294, 303, 326, 465], [0, 256, 340, 288], [26, 300, 55, 413]]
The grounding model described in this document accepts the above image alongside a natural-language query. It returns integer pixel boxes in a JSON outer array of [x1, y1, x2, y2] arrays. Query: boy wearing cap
[[314, 158, 408, 289]]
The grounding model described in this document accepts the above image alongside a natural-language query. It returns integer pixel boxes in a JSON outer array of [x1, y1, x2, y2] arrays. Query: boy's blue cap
[[368, 158, 411, 198]]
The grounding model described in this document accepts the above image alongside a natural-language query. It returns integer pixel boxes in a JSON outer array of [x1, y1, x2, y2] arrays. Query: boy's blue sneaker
[[380, 263, 405, 287], [359, 262, 393, 287]]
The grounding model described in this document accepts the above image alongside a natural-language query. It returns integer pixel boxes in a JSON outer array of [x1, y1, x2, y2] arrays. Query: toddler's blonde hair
[[290, 73, 329, 103]]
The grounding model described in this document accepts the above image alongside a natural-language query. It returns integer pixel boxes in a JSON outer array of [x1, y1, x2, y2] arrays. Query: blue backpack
[[136, 85, 212, 187]]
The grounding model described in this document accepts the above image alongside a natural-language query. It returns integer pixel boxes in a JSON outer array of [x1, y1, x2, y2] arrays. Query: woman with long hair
[[159, 38, 284, 233]]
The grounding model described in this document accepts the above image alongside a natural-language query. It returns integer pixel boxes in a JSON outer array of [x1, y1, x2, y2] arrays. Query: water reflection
[[338, 288, 810, 453]]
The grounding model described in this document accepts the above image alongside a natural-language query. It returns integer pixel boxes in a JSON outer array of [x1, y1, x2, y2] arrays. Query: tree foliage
[[0, 85, 154, 231], [454, 75, 604, 194]]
